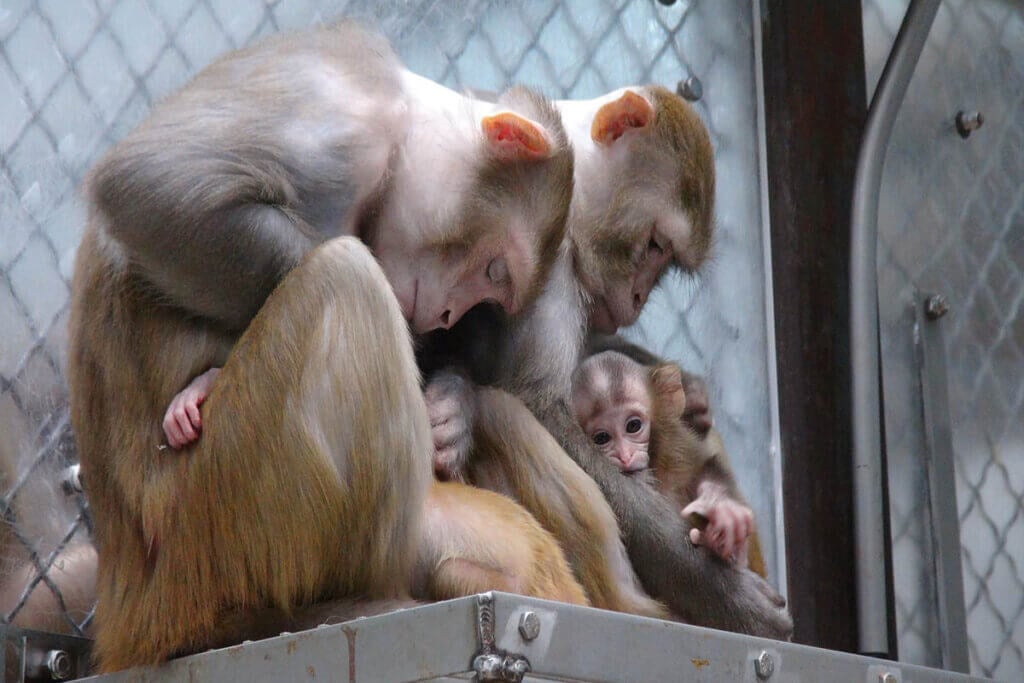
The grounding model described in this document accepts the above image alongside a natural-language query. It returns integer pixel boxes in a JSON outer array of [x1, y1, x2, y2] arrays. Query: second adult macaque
[[68, 22, 574, 672], [420, 85, 791, 637], [571, 352, 766, 577]]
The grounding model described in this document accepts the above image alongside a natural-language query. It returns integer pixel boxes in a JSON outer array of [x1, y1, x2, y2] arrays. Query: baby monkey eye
[[593, 431, 611, 446], [486, 257, 509, 284], [648, 237, 665, 255], [625, 417, 643, 434]]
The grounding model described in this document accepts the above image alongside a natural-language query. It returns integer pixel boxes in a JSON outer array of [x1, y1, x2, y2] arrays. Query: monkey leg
[[417, 482, 589, 606], [466, 389, 668, 619], [68, 235, 431, 671]]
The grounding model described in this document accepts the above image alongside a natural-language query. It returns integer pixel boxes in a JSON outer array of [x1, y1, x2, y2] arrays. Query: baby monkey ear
[[481, 112, 553, 161], [650, 363, 686, 419], [590, 90, 655, 145]]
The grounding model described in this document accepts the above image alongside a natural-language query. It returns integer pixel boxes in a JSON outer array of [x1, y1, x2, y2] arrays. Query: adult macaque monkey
[[571, 352, 767, 578], [421, 86, 791, 637], [67, 23, 573, 672]]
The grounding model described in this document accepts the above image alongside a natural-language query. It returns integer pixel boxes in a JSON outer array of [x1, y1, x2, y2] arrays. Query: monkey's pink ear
[[591, 90, 654, 145], [481, 112, 552, 161]]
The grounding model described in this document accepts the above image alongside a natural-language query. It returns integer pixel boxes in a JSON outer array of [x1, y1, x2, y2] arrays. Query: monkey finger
[[174, 408, 198, 444], [688, 527, 703, 546], [184, 400, 202, 431], [681, 499, 709, 520]]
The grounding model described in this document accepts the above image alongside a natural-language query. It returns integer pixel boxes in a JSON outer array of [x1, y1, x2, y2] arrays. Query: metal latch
[[471, 593, 530, 682]]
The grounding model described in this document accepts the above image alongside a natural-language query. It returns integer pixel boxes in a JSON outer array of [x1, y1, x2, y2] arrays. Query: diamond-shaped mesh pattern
[[0, 0, 778, 644], [863, 0, 1024, 679]]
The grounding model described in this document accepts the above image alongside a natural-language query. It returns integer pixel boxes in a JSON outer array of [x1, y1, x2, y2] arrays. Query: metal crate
[[64, 593, 982, 683]]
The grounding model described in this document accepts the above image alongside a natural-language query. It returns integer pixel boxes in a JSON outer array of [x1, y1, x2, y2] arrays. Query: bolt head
[[657, 0, 678, 6], [880, 673, 899, 683], [754, 650, 774, 679], [46, 650, 72, 680], [518, 611, 540, 641], [925, 294, 949, 320], [676, 75, 703, 102]]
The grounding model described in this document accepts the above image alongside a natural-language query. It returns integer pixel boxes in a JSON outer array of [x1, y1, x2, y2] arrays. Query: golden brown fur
[[646, 364, 766, 578], [417, 482, 588, 606], [68, 235, 432, 671], [465, 388, 667, 619]]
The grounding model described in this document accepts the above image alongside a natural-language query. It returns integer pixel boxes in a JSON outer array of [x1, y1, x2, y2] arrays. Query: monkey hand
[[162, 367, 221, 449], [680, 371, 712, 437], [682, 481, 752, 564], [424, 370, 477, 482]]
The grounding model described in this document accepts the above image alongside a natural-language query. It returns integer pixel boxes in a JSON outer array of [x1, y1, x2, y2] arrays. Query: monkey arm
[[532, 397, 791, 638], [88, 149, 317, 332]]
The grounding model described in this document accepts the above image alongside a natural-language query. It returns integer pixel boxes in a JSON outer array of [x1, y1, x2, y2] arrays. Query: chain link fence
[[863, 0, 1024, 679], [0, 0, 778, 649]]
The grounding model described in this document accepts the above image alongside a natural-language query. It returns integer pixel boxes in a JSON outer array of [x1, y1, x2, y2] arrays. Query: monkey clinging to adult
[[67, 22, 573, 672], [571, 352, 767, 578], [419, 86, 792, 637]]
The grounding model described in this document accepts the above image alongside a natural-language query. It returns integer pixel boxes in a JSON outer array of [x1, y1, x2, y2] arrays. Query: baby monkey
[[571, 352, 765, 576]]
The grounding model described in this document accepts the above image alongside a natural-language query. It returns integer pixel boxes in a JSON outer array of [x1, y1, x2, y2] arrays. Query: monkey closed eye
[[486, 257, 509, 284]]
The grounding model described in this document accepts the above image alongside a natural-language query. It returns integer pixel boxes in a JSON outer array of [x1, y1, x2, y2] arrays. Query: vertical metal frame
[[751, 0, 788, 597], [914, 294, 970, 673], [849, 0, 941, 657]]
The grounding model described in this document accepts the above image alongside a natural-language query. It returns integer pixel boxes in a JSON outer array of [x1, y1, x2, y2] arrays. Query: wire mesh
[[863, 0, 1024, 679], [0, 0, 777, 649]]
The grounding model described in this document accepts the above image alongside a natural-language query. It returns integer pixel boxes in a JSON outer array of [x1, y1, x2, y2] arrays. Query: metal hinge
[[471, 593, 530, 682]]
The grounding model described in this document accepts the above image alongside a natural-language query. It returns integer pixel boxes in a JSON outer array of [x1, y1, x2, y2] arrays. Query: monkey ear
[[590, 90, 655, 146], [481, 112, 552, 161], [650, 364, 686, 417]]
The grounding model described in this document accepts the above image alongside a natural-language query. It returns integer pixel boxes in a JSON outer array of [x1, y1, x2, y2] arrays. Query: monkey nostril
[[440, 310, 452, 327], [633, 293, 643, 311]]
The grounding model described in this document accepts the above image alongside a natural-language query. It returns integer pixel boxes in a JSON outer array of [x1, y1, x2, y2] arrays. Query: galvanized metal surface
[[849, 0, 941, 658], [915, 293, 970, 673], [79, 594, 988, 683]]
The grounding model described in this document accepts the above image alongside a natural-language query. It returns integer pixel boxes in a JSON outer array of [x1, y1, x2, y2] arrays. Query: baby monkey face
[[580, 387, 653, 473]]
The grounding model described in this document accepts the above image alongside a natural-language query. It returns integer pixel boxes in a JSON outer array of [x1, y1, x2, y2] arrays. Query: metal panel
[[862, 1, 1024, 677], [79, 600, 478, 683], [914, 293, 969, 673], [79, 594, 989, 683]]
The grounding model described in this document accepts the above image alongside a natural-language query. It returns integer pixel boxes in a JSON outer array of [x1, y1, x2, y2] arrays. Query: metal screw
[[754, 650, 775, 679], [676, 75, 703, 102], [925, 294, 950, 320], [880, 673, 899, 683], [518, 611, 540, 641], [45, 650, 72, 680], [656, 0, 678, 6], [60, 464, 84, 495], [955, 110, 984, 138]]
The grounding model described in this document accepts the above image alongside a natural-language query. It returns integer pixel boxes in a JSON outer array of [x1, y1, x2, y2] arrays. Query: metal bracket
[[0, 626, 92, 682], [914, 291, 970, 673], [471, 593, 530, 682]]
